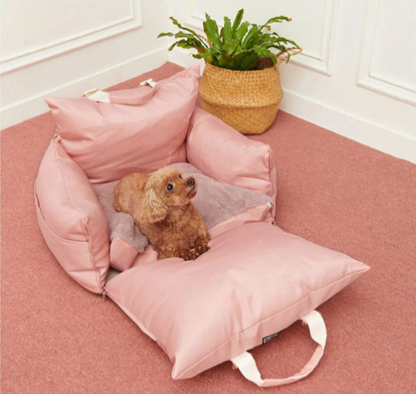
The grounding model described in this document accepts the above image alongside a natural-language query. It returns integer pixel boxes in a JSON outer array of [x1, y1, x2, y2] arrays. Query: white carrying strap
[[231, 310, 327, 388], [83, 78, 159, 104], [83, 89, 111, 103]]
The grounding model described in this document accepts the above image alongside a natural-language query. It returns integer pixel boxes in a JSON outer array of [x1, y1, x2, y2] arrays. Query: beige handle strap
[[82, 79, 159, 105], [231, 310, 326, 388]]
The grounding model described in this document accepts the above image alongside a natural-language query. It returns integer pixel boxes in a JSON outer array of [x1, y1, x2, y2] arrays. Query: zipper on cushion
[[267, 201, 277, 225]]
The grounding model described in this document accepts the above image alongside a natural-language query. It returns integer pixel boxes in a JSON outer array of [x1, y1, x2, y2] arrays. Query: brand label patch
[[262, 329, 285, 344]]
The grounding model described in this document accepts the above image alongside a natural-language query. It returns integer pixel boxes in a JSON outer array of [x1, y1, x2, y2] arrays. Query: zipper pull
[[102, 289, 106, 301], [52, 134, 61, 143]]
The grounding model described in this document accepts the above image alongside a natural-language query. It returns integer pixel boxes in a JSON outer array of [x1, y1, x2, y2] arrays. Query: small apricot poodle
[[114, 168, 210, 261]]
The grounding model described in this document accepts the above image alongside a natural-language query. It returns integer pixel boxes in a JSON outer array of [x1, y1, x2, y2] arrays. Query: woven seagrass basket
[[199, 49, 302, 135]]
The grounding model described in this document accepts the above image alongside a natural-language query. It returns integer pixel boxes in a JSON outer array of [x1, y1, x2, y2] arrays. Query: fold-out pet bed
[[35, 66, 369, 387]]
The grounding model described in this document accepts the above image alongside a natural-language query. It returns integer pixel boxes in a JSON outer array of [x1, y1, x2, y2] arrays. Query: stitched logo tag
[[262, 329, 285, 344]]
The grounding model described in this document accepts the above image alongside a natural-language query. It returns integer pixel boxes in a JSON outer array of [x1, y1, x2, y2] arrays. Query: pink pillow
[[187, 107, 277, 214], [35, 137, 110, 293], [45, 66, 200, 184], [105, 221, 369, 383]]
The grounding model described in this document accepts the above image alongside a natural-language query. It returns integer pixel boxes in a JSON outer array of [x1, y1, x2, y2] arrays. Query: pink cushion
[[187, 107, 277, 214], [35, 138, 110, 293], [105, 221, 369, 380], [45, 66, 200, 184]]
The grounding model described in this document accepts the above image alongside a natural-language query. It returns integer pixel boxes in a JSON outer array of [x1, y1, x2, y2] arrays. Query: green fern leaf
[[223, 38, 239, 55], [235, 21, 250, 42], [230, 9, 244, 38], [157, 32, 175, 38], [169, 17, 208, 48], [224, 17, 232, 39], [203, 13, 221, 50]]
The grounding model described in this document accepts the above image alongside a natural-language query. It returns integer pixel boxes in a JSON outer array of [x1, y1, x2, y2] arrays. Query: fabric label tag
[[262, 329, 285, 344]]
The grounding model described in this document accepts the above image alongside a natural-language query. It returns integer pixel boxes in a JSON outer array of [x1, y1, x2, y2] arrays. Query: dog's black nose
[[187, 178, 195, 186]]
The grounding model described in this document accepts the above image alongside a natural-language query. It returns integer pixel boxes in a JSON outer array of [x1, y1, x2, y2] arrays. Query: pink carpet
[[2, 62, 415, 393]]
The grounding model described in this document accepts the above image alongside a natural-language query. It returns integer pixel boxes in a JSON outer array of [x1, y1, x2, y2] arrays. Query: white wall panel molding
[[290, 0, 339, 75], [1, 0, 142, 75], [357, 0, 416, 106]]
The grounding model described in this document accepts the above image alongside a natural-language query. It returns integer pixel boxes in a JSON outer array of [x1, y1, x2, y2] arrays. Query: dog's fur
[[114, 168, 210, 261]]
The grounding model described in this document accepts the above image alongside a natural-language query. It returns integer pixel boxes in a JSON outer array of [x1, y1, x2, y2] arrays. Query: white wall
[[167, 0, 416, 163], [1, 0, 169, 129]]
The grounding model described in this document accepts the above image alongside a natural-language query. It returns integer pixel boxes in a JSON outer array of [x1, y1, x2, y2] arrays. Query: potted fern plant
[[158, 9, 301, 134]]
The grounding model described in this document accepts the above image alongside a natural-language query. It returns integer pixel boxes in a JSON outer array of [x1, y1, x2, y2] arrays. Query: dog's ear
[[139, 188, 167, 223]]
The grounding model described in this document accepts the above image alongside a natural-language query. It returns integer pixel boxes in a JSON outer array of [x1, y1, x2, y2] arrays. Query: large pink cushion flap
[[35, 138, 110, 293], [45, 66, 200, 183], [105, 221, 369, 380]]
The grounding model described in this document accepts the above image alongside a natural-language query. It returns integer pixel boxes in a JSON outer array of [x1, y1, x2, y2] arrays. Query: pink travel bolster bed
[[35, 66, 369, 387]]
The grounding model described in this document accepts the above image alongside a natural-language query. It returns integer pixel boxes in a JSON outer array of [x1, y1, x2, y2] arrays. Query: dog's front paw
[[159, 245, 208, 261], [188, 249, 202, 261], [172, 248, 197, 261], [177, 248, 204, 261], [193, 236, 210, 256]]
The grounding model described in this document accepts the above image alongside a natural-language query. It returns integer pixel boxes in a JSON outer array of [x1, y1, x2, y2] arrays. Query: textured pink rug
[[2, 62, 415, 393]]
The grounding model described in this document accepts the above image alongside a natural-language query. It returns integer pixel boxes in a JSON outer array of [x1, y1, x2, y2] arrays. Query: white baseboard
[[169, 49, 416, 164], [279, 90, 416, 164], [1, 47, 167, 130]]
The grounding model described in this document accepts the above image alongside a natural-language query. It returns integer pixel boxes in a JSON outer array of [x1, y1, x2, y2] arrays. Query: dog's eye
[[178, 174, 182, 179], [167, 183, 173, 191]]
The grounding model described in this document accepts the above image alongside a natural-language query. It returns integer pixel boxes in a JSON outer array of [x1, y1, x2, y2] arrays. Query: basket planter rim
[[203, 60, 277, 73]]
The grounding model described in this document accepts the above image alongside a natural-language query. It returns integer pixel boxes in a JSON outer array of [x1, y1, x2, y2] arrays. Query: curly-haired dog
[[114, 168, 210, 261]]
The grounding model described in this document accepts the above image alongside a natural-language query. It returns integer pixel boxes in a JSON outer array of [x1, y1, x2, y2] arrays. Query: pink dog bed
[[36, 67, 369, 387]]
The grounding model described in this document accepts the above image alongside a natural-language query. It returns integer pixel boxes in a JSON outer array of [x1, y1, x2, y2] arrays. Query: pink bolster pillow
[[45, 66, 200, 184]]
